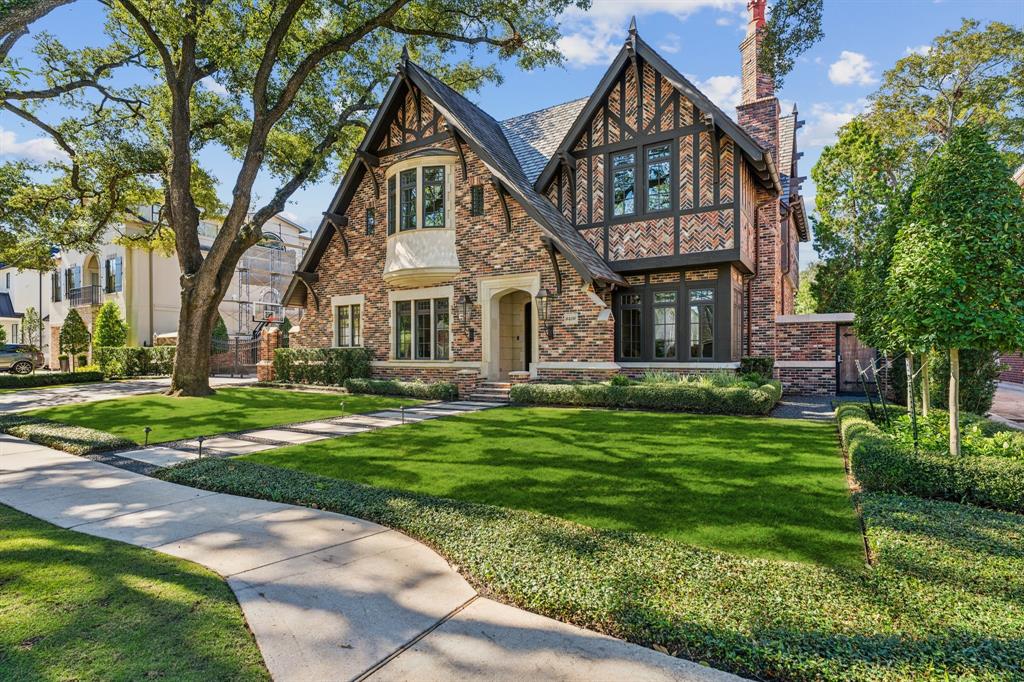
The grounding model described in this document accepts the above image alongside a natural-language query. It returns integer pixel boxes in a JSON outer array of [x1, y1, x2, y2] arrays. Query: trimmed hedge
[[159, 458, 1024, 681], [94, 346, 175, 378], [510, 380, 782, 415], [0, 414, 132, 455], [272, 347, 372, 385], [0, 370, 104, 389], [344, 377, 458, 401], [837, 402, 1024, 513], [740, 356, 775, 377]]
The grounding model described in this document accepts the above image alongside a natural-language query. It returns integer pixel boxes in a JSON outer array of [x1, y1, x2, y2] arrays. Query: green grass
[[242, 407, 863, 568], [0, 504, 268, 681], [26, 387, 419, 444]]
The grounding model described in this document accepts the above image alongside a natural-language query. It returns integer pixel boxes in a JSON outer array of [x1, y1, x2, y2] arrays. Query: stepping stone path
[[114, 400, 500, 468]]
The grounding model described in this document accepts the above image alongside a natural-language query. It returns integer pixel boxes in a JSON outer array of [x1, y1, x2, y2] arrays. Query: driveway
[[0, 376, 255, 413], [991, 382, 1024, 430], [0, 436, 735, 682]]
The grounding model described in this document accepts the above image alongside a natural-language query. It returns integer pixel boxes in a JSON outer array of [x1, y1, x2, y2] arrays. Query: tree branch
[[116, 0, 175, 79]]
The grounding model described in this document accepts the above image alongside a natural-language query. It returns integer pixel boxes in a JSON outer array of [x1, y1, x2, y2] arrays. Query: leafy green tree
[[758, 0, 824, 90], [59, 309, 91, 371], [20, 305, 41, 347], [0, 325, 6, 343], [794, 263, 818, 314], [210, 314, 228, 354], [887, 127, 1024, 454], [92, 301, 128, 347], [869, 19, 1024, 167], [928, 350, 1001, 415], [1, 0, 588, 396]]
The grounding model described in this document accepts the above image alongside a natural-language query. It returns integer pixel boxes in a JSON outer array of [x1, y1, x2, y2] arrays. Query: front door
[[837, 324, 876, 394], [498, 290, 531, 378]]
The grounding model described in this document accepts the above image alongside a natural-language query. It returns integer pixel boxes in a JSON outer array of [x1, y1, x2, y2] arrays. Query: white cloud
[[905, 44, 931, 56], [715, 16, 732, 26], [800, 100, 869, 147], [658, 33, 681, 54], [556, 0, 744, 68], [0, 128, 67, 163], [690, 74, 741, 116], [828, 51, 877, 86], [200, 76, 230, 96]]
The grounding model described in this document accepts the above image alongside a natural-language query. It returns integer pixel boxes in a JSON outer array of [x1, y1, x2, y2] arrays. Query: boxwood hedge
[[158, 458, 1023, 681], [94, 346, 175, 377], [0, 370, 104, 389], [837, 402, 1024, 513], [272, 347, 372, 385], [344, 377, 458, 401], [510, 380, 782, 415], [0, 414, 133, 455]]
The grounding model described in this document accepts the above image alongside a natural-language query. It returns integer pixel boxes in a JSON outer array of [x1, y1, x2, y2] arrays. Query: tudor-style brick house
[[284, 3, 844, 396]]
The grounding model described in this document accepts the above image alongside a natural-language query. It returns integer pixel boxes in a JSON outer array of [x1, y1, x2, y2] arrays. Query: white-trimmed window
[[331, 294, 364, 348], [385, 157, 455, 235]]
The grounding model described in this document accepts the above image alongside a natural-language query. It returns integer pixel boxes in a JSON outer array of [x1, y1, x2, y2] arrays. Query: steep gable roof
[[285, 59, 624, 307], [500, 98, 587, 183], [533, 32, 781, 195]]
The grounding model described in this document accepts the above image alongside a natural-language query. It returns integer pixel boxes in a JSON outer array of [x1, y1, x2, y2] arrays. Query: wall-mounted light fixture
[[535, 288, 554, 340], [458, 293, 475, 342]]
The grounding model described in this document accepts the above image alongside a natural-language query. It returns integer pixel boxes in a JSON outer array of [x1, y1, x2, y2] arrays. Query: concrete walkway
[[0, 375, 255, 413], [112, 400, 504, 470], [0, 435, 734, 681]]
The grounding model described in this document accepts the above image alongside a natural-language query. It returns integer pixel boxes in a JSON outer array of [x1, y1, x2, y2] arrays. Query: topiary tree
[[0, 326, 6, 344], [888, 126, 1024, 455], [210, 314, 228, 355], [92, 301, 128, 348], [59, 309, 91, 371]]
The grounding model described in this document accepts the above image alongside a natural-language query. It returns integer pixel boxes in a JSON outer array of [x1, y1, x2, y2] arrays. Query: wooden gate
[[837, 324, 876, 395]]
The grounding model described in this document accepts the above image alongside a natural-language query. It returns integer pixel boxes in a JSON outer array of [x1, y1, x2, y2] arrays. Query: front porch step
[[468, 392, 511, 403], [479, 382, 512, 389]]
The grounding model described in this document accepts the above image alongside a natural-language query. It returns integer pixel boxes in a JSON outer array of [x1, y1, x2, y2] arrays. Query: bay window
[[399, 169, 417, 231], [386, 162, 452, 233], [422, 166, 445, 227], [394, 296, 450, 361]]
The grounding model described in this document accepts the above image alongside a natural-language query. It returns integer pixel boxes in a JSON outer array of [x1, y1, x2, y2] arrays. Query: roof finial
[[628, 15, 637, 35], [401, 43, 410, 63]]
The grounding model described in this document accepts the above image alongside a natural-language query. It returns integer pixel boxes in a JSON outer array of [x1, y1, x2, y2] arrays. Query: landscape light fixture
[[458, 294, 475, 341], [144, 426, 152, 447]]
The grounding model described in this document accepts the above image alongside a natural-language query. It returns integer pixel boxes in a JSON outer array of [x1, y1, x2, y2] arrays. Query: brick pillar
[[49, 325, 62, 370], [256, 327, 281, 382], [454, 369, 481, 399]]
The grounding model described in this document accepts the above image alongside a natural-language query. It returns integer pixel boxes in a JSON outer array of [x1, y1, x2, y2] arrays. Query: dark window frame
[[394, 296, 452, 361], [366, 207, 375, 235], [610, 150, 637, 218], [399, 168, 417, 231], [644, 142, 673, 214], [387, 175, 396, 235], [470, 184, 484, 216], [421, 165, 445, 228], [395, 300, 412, 359], [334, 303, 362, 348], [688, 287, 715, 360], [604, 134, 678, 227]]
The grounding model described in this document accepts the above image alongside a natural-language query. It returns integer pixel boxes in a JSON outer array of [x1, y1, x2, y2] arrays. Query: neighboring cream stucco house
[[45, 211, 309, 367], [0, 262, 52, 355]]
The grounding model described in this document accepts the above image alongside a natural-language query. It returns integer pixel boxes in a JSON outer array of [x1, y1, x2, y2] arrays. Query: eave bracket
[[491, 176, 512, 232]]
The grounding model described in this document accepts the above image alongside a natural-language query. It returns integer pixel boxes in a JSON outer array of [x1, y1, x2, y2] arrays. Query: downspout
[[148, 248, 154, 344]]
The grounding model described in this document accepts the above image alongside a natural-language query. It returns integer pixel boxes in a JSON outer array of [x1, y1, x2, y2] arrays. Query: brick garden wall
[[773, 315, 843, 395], [1000, 353, 1024, 384]]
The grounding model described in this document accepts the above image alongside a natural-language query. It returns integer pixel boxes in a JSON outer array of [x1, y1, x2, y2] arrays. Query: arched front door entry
[[497, 290, 531, 378], [478, 273, 541, 381]]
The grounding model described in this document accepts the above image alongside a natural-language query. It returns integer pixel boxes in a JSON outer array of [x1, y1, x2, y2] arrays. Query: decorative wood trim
[[491, 176, 512, 232], [543, 239, 563, 295], [449, 128, 467, 180], [358, 158, 379, 199]]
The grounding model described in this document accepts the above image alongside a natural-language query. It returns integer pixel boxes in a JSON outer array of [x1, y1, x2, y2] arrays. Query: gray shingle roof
[[500, 98, 588, 183], [0, 292, 21, 319]]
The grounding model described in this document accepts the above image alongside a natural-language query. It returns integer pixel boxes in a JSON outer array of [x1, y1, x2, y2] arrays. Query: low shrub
[[0, 417, 132, 455], [740, 356, 774, 377], [159, 458, 1024, 682], [510, 380, 782, 415], [344, 377, 458, 401], [0, 370, 104, 389], [272, 347, 373, 385], [837, 402, 1024, 513], [94, 346, 175, 377]]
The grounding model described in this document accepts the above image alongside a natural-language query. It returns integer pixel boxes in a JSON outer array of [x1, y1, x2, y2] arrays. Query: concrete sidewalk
[[0, 376, 255, 413], [0, 435, 735, 682]]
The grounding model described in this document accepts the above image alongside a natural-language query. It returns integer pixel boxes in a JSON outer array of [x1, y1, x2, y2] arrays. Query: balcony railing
[[69, 285, 102, 308]]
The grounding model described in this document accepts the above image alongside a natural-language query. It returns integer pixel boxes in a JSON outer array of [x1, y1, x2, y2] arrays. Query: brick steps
[[469, 381, 512, 403]]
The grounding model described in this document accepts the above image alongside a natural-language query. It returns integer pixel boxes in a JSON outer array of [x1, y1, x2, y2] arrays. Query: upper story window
[[103, 256, 123, 293], [387, 160, 453, 235], [609, 140, 676, 220]]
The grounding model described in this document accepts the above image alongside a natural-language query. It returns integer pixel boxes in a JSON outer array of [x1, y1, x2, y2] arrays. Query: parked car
[[0, 344, 45, 374]]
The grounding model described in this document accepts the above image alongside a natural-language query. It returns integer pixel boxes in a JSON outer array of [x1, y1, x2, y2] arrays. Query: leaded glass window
[[399, 169, 417, 231], [422, 166, 445, 227], [646, 144, 671, 212], [611, 151, 636, 217]]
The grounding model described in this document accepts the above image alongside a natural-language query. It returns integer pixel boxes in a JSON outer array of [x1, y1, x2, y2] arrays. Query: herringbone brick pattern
[[580, 227, 604, 255], [576, 157, 589, 225], [624, 67, 638, 137], [719, 138, 734, 204], [681, 210, 732, 253], [593, 106, 605, 147], [560, 168, 573, 222], [679, 135, 694, 210], [642, 62, 656, 132], [698, 131, 714, 207], [608, 218, 674, 261], [659, 74, 674, 132], [591, 154, 605, 223]]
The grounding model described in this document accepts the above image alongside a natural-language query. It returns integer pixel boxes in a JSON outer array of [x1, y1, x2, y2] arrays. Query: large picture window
[[334, 303, 361, 347], [689, 288, 714, 359], [611, 151, 636, 217], [394, 296, 451, 361]]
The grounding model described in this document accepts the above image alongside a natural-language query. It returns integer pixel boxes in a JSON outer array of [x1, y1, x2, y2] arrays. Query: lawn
[[26, 387, 418, 444], [0, 504, 268, 681], [242, 407, 864, 568]]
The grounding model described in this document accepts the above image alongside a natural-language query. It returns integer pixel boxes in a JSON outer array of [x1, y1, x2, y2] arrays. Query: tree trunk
[[168, 287, 220, 396], [949, 348, 960, 456], [921, 353, 930, 417], [905, 352, 914, 412]]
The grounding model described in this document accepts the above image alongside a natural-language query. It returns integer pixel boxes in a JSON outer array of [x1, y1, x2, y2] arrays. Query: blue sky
[[1, 0, 1021, 268]]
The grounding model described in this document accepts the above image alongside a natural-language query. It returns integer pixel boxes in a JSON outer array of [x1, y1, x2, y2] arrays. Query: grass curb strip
[[158, 458, 1023, 681]]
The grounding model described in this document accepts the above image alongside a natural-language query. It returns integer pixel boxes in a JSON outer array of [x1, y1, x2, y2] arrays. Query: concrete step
[[472, 387, 511, 396], [480, 382, 512, 389], [468, 392, 510, 403]]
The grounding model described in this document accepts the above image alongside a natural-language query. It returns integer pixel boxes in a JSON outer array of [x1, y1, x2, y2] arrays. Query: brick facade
[[1000, 353, 1024, 384]]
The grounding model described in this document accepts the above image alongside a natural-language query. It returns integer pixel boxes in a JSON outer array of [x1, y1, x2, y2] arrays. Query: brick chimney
[[739, 0, 773, 105]]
